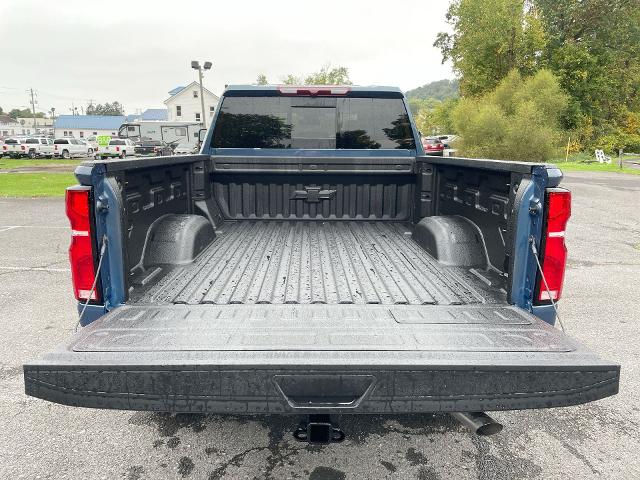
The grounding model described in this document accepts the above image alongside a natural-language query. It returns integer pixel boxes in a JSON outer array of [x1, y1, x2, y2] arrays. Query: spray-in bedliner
[[133, 221, 499, 306]]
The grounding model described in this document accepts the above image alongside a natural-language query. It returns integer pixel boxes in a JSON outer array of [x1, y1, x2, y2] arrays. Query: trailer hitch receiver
[[293, 414, 345, 445]]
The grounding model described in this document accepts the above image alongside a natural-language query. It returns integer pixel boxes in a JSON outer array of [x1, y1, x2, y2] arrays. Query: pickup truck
[[20, 137, 55, 158], [2, 137, 25, 157], [24, 85, 619, 442], [53, 138, 93, 159]]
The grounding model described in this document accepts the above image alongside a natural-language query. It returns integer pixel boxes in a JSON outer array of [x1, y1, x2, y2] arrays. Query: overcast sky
[[0, 0, 453, 115]]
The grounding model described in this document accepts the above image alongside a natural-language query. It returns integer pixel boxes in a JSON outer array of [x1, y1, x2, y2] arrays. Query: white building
[[15, 117, 54, 136], [164, 82, 219, 125], [0, 115, 21, 137]]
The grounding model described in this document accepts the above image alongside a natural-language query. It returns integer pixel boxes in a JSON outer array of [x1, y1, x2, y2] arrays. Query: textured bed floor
[[133, 221, 495, 306]]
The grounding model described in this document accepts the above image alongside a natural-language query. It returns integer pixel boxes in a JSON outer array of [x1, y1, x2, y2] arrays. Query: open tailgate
[[24, 304, 619, 413]]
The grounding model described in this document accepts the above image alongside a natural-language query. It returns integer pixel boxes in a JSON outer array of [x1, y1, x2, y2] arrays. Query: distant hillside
[[405, 79, 459, 101]]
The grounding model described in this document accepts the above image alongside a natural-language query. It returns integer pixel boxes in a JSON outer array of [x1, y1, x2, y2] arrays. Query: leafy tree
[[280, 64, 353, 85], [536, 0, 640, 134], [452, 69, 568, 161], [415, 98, 459, 136], [434, 0, 546, 96], [86, 102, 124, 116], [9, 108, 39, 119], [256, 74, 268, 85], [281, 74, 303, 85], [304, 65, 352, 85]]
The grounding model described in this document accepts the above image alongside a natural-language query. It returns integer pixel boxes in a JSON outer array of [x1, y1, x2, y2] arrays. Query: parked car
[[53, 138, 93, 159], [100, 138, 135, 159], [173, 142, 199, 155], [437, 135, 458, 148], [25, 85, 619, 443], [20, 137, 55, 158], [134, 139, 173, 157], [422, 136, 445, 156]]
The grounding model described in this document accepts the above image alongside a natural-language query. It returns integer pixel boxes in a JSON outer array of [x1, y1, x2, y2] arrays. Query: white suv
[[53, 138, 93, 159]]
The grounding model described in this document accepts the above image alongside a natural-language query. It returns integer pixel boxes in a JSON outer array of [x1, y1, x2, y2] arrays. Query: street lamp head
[[203, 61, 212, 70], [191, 60, 200, 69]]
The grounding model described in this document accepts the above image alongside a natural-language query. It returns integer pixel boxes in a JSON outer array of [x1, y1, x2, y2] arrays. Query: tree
[[9, 108, 38, 119], [280, 64, 353, 85], [535, 0, 640, 134], [256, 74, 268, 85], [86, 102, 124, 116], [434, 0, 546, 96], [452, 69, 568, 161], [281, 74, 303, 85], [415, 98, 459, 136], [304, 64, 352, 85]]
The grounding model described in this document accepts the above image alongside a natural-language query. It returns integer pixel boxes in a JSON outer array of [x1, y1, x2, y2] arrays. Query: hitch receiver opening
[[293, 414, 345, 445]]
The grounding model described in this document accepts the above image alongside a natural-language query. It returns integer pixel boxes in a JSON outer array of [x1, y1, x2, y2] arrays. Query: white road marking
[[0, 266, 70, 273], [0, 226, 19, 233], [0, 225, 68, 229]]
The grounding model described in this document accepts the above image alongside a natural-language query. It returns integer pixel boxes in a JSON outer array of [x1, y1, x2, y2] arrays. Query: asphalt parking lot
[[0, 170, 639, 480]]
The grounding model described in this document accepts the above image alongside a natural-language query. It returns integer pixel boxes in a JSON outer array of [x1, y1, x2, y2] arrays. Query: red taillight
[[55, 144, 58, 150], [278, 85, 351, 96], [66, 186, 99, 302], [115, 146, 120, 152], [21, 145, 25, 150], [535, 188, 571, 303]]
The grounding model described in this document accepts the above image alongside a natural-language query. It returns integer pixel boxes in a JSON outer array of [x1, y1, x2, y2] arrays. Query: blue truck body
[[24, 85, 618, 416]]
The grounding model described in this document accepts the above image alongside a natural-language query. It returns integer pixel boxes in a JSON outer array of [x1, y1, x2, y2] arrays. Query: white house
[[53, 115, 126, 139], [164, 82, 219, 124], [0, 115, 21, 137]]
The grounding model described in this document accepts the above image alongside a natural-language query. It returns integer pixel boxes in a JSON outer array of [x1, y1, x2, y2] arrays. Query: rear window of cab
[[212, 96, 415, 150]]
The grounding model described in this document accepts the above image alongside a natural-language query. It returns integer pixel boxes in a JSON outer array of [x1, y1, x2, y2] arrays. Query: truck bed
[[133, 221, 499, 306]]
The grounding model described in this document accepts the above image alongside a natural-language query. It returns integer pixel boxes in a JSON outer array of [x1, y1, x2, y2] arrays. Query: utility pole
[[191, 60, 213, 129], [28, 88, 37, 128]]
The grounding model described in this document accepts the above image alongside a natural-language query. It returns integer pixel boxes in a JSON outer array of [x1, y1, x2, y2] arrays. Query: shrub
[[452, 69, 568, 161]]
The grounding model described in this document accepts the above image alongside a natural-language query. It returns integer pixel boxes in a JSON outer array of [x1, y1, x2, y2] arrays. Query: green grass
[[0, 158, 80, 170], [0, 173, 77, 197], [553, 161, 640, 175], [549, 152, 640, 175]]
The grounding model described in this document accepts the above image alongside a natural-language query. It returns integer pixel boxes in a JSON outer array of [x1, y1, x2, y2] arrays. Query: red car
[[422, 136, 445, 156]]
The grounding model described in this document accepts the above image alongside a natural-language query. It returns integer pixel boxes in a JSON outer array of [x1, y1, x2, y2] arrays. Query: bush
[[415, 97, 459, 136], [452, 69, 568, 161], [596, 132, 640, 154]]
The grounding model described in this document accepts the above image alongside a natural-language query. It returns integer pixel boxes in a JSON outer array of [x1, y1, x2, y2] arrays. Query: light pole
[[191, 60, 212, 129]]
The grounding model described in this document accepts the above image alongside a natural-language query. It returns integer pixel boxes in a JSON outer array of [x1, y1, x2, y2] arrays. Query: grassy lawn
[[0, 173, 77, 197], [553, 161, 640, 175], [0, 158, 80, 170], [549, 152, 640, 175]]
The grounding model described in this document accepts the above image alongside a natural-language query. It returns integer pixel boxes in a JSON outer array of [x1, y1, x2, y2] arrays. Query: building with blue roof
[[141, 108, 168, 121], [53, 115, 125, 139]]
